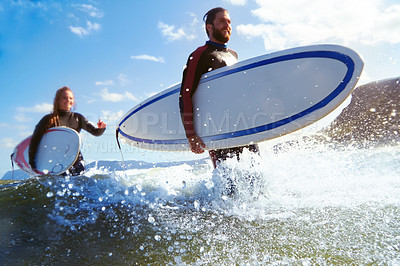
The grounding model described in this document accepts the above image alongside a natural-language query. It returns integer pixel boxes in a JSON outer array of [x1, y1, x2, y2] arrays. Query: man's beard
[[212, 26, 230, 43]]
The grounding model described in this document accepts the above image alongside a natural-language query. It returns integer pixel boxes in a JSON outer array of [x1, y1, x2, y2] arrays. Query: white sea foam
[[80, 140, 400, 221], [30, 138, 400, 264]]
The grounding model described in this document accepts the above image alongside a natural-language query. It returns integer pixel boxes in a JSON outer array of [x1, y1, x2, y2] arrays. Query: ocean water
[[1, 138, 399, 265]]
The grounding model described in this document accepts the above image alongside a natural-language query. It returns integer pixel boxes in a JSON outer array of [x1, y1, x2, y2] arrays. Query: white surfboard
[[117, 44, 364, 151], [12, 127, 81, 176]]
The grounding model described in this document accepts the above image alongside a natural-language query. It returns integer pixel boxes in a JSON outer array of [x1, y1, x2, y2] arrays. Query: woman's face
[[59, 90, 75, 111]]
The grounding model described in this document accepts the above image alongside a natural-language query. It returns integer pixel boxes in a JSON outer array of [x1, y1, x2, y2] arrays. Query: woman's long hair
[[47, 86, 75, 130]]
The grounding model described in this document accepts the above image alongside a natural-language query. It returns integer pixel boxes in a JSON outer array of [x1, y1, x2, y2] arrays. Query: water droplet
[[148, 216, 155, 224]]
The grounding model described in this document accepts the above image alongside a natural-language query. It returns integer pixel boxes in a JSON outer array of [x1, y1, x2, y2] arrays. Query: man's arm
[[179, 46, 208, 153]]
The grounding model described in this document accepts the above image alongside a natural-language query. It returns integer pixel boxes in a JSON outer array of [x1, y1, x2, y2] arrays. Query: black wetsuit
[[29, 110, 105, 175], [179, 41, 259, 168]]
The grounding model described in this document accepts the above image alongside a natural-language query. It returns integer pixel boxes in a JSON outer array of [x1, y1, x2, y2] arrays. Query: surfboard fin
[[116, 127, 126, 172], [10, 152, 15, 180]]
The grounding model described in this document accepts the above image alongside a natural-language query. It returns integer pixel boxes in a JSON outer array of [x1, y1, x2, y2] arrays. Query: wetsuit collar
[[59, 110, 72, 116], [206, 41, 228, 49]]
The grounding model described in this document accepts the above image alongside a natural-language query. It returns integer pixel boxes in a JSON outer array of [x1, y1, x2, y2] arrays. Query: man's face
[[209, 11, 232, 44]]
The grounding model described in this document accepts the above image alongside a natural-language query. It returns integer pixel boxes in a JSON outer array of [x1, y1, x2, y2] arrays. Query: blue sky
[[1, 0, 400, 176]]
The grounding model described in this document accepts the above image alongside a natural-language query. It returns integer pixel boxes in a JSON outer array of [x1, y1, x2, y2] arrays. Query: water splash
[[1, 139, 400, 264]]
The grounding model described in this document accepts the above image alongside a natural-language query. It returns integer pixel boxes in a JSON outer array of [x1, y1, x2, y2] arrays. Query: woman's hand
[[97, 119, 107, 129]]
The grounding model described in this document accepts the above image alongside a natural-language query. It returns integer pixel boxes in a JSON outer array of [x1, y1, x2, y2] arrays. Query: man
[[179, 7, 259, 170]]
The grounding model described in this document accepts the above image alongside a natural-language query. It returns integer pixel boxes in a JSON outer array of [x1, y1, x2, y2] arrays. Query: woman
[[29, 86, 106, 176]]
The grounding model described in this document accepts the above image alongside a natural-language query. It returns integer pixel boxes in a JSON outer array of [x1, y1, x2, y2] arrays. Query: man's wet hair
[[203, 7, 228, 37]]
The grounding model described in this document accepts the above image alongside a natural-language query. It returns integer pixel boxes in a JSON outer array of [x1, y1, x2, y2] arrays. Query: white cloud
[[96, 80, 114, 86], [1, 137, 17, 149], [187, 12, 199, 26], [101, 110, 125, 122], [131, 54, 165, 63], [237, 0, 400, 50], [0, 123, 28, 132], [14, 113, 32, 123], [100, 88, 138, 102], [73, 4, 104, 18], [95, 74, 130, 89], [118, 73, 131, 87], [69, 26, 86, 36], [158, 12, 199, 42], [14, 103, 52, 123], [67, 3, 103, 36], [224, 0, 247, 5], [69, 20, 101, 36], [7, 0, 47, 11], [158, 21, 196, 42], [17, 103, 52, 113]]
